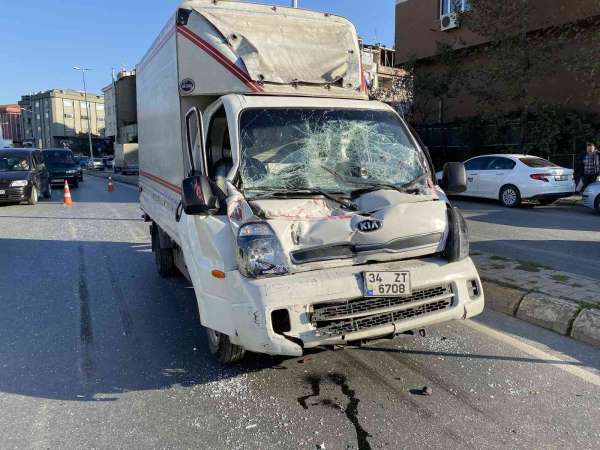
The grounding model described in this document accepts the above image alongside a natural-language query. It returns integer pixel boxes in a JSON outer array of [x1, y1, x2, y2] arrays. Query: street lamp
[[73, 66, 95, 161]]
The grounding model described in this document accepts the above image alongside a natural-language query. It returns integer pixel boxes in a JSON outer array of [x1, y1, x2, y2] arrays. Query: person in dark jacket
[[575, 143, 600, 192]]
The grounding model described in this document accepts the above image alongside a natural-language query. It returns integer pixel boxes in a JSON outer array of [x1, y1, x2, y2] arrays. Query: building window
[[36, 114, 40, 120], [80, 101, 89, 110], [64, 113, 73, 119], [96, 104, 104, 111], [98, 117, 105, 122], [35, 101, 40, 108], [45, 112, 49, 119], [441, 0, 470, 16], [63, 99, 73, 108]]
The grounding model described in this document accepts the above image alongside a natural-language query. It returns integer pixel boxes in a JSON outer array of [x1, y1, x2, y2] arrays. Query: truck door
[[178, 106, 237, 337]]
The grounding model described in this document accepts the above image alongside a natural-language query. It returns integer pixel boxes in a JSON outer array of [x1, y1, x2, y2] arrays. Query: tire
[[27, 186, 38, 205], [595, 195, 600, 213], [499, 185, 521, 207], [206, 327, 246, 364], [43, 183, 52, 199], [151, 224, 177, 277], [71, 179, 79, 189]]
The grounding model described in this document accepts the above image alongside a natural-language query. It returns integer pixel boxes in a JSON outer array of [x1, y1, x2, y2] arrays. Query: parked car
[[78, 156, 90, 168], [88, 158, 105, 170], [436, 154, 575, 207], [582, 181, 600, 212], [41, 148, 80, 188], [102, 155, 114, 169], [0, 148, 51, 204]]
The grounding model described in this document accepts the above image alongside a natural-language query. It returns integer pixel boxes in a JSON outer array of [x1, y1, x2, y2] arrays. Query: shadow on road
[[0, 237, 279, 402]]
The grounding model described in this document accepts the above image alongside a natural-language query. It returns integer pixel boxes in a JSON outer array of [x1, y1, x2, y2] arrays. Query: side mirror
[[181, 174, 218, 215], [441, 162, 467, 194]]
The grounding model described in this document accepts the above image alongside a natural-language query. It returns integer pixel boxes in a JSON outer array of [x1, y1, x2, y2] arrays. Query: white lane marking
[[464, 320, 600, 387]]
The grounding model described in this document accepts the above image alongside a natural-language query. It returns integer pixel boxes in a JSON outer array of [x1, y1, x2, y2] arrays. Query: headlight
[[444, 207, 469, 262], [67, 169, 77, 174], [237, 222, 288, 278], [10, 180, 28, 187]]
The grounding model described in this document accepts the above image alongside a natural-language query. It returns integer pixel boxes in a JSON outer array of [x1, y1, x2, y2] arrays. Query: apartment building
[[102, 70, 137, 144], [18, 89, 105, 149], [0, 104, 22, 145], [361, 43, 407, 107]]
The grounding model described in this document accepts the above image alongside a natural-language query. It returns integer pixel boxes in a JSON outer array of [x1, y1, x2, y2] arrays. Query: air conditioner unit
[[440, 12, 459, 31]]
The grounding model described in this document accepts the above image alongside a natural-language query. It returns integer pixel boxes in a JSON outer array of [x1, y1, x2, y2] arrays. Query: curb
[[482, 279, 599, 349], [84, 170, 139, 187]]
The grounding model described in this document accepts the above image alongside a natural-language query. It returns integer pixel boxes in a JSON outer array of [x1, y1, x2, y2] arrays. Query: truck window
[[238, 108, 429, 196], [205, 106, 232, 184], [185, 108, 203, 175]]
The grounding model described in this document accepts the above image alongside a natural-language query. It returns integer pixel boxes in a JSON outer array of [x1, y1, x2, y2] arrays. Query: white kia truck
[[137, 0, 484, 363]]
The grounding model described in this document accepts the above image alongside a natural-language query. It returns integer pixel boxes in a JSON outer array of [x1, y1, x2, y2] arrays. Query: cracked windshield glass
[[239, 108, 429, 196]]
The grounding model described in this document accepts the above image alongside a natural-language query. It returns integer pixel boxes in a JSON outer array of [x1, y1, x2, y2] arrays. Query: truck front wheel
[[206, 328, 246, 364], [151, 223, 177, 277]]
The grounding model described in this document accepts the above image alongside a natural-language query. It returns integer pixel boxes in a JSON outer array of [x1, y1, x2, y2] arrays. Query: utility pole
[[292, 0, 298, 8], [73, 66, 95, 160]]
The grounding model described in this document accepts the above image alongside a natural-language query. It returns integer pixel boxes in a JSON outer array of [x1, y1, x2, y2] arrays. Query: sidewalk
[[473, 252, 600, 348]]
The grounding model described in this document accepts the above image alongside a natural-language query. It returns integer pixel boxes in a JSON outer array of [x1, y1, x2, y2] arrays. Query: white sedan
[[582, 182, 600, 212], [436, 154, 575, 207]]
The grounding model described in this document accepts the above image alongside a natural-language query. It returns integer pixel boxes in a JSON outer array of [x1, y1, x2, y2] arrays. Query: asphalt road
[[1, 177, 599, 449], [454, 198, 600, 280]]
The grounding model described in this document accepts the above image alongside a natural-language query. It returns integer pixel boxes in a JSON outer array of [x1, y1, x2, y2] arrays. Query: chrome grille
[[312, 284, 454, 337], [313, 285, 451, 321], [316, 298, 453, 337]]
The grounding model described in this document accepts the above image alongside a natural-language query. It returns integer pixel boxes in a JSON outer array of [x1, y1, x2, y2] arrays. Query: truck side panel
[[137, 17, 184, 244]]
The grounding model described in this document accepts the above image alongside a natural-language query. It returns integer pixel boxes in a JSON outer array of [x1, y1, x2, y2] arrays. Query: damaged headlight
[[444, 207, 469, 262], [237, 223, 288, 278]]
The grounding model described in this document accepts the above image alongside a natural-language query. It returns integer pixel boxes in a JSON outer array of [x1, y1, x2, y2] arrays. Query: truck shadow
[[0, 237, 281, 402]]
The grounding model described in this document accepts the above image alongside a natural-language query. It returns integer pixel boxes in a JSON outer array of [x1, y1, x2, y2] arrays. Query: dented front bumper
[[225, 257, 484, 357]]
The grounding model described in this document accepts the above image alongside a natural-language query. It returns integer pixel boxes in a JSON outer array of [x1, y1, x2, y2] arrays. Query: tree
[[457, 0, 600, 151]]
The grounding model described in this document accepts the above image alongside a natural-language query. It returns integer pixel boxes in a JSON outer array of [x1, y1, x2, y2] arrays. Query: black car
[[0, 148, 52, 205], [42, 148, 81, 187]]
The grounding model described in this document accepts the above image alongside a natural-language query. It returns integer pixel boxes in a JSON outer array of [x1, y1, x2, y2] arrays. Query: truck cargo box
[[137, 0, 367, 99]]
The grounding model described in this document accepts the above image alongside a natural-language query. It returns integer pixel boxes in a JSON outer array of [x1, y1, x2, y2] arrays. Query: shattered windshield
[[239, 108, 429, 196]]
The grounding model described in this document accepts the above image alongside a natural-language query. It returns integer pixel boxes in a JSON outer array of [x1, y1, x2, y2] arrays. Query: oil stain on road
[[297, 373, 372, 450]]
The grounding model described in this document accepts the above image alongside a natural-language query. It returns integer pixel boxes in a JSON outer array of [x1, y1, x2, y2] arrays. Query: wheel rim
[[502, 188, 516, 205], [206, 328, 220, 347]]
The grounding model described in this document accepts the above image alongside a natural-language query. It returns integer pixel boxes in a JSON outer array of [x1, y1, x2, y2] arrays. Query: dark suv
[[0, 148, 52, 205], [42, 148, 81, 188]]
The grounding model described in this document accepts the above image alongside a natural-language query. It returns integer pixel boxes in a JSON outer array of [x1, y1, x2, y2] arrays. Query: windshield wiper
[[248, 188, 358, 211], [321, 165, 428, 196]]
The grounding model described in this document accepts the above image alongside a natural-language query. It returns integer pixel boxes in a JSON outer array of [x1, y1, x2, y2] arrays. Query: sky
[[0, 0, 395, 105]]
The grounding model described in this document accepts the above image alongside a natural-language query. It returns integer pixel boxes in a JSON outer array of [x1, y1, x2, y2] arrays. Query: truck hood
[[228, 187, 448, 273]]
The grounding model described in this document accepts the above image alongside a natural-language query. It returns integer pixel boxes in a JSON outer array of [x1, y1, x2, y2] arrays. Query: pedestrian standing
[[575, 142, 600, 192]]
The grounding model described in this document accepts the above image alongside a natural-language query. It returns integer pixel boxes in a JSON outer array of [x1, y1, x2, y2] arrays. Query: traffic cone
[[63, 180, 73, 206], [107, 176, 114, 192]]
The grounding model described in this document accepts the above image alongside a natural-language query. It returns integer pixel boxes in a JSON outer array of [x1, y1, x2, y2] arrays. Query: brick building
[[0, 104, 22, 146], [395, 0, 600, 164]]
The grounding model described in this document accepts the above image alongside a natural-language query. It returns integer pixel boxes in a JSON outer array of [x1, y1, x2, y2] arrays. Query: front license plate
[[0, 190, 5, 195], [364, 271, 411, 297], [53, 179, 64, 183]]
